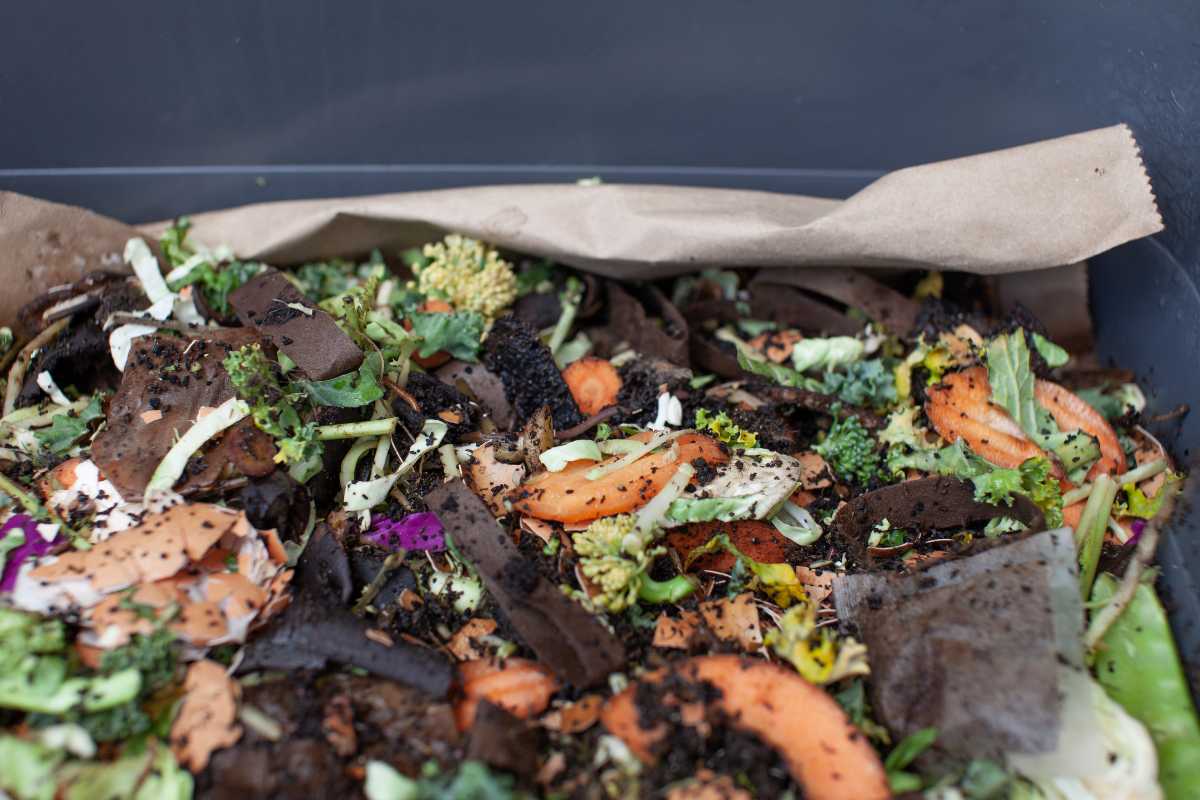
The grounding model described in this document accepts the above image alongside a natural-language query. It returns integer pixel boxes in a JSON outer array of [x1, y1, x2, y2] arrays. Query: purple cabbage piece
[[1128, 518, 1147, 545], [0, 514, 63, 592], [365, 512, 445, 552]]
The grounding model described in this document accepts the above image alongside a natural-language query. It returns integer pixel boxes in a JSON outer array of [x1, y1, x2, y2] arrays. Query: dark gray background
[[2, 1, 1197, 266], [3, 1, 1200, 685]]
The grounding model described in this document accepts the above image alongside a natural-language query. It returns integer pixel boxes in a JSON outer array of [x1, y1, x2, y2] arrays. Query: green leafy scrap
[[1032, 333, 1069, 368], [159, 217, 194, 268], [35, 395, 105, 456], [986, 330, 1044, 445], [300, 353, 385, 408], [168, 260, 262, 316], [224, 344, 321, 467], [820, 359, 897, 409], [815, 415, 881, 486], [694, 409, 757, 449], [408, 310, 485, 360]]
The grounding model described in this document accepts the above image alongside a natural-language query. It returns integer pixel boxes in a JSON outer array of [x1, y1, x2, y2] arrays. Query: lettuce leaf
[[986, 330, 1046, 445], [1032, 333, 1069, 368], [666, 451, 803, 526], [736, 347, 821, 390], [300, 353, 384, 408]]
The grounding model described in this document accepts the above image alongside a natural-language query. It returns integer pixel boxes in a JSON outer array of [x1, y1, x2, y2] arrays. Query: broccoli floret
[[572, 514, 696, 612], [409, 235, 518, 324], [815, 415, 881, 486]]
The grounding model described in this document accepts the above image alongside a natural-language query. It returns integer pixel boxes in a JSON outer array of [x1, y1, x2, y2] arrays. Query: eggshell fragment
[[171, 659, 242, 772]]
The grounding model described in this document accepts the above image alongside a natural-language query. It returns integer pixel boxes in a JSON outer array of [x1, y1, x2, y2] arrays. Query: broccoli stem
[[637, 574, 698, 606]]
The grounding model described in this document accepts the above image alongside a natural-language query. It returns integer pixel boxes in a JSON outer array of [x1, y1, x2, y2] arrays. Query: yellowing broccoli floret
[[410, 234, 517, 323], [572, 513, 695, 613]]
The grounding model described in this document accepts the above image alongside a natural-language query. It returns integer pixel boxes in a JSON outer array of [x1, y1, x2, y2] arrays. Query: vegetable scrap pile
[[0, 218, 1194, 800]]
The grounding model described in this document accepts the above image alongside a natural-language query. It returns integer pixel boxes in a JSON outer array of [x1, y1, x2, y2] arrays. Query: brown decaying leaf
[[171, 659, 242, 772], [653, 593, 762, 652]]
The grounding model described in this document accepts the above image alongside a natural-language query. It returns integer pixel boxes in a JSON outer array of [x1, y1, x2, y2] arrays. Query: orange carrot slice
[[509, 432, 727, 523], [454, 658, 559, 731], [561, 357, 622, 416], [601, 655, 890, 800], [1034, 379, 1124, 478], [925, 368, 1047, 471], [666, 520, 791, 572], [747, 329, 804, 363]]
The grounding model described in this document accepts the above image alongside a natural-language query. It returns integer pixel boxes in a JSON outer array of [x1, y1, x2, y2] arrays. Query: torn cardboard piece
[[833, 529, 1106, 769]]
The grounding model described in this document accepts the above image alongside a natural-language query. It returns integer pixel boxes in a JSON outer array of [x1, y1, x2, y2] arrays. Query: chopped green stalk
[[315, 417, 397, 441], [1075, 474, 1118, 599], [1062, 459, 1169, 506], [1092, 574, 1200, 800], [0, 472, 46, 519], [547, 276, 584, 356], [586, 429, 687, 480], [0, 396, 90, 432]]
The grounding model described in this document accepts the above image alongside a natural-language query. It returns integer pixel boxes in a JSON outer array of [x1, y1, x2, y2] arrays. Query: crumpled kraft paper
[[0, 124, 1160, 329]]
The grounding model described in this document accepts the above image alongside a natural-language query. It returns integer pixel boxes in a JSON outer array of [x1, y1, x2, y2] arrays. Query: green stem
[[1076, 474, 1118, 599], [547, 277, 583, 355], [1062, 458, 1168, 506], [316, 417, 397, 441], [0, 471, 46, 519], [637, 573, 698, 606]]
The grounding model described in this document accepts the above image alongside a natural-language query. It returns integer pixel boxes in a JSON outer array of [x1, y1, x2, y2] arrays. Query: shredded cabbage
[[664, 451, 803, 527], [771, 501, 824, 545], [1012, 677, 1162, 800], [144, 397, 249, 496], [791, 336, 864, 373], [343, 420, 448, 511]]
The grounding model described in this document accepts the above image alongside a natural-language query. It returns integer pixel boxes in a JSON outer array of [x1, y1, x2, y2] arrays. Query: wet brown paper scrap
[[0, 124, 1161, 329]]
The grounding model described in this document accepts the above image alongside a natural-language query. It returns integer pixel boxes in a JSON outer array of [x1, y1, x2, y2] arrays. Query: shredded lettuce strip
[[144, 397, 250, 496], [539, 440, 603, 472], [343, 419, 448, 511], [586, 429, 689, 480]]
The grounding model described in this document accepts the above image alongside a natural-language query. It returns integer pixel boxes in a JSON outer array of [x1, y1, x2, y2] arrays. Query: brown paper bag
[[0, 124, 1160, 330]]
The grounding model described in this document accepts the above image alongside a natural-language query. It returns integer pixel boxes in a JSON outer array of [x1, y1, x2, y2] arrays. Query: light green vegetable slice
[[1092, 574, 1200, 800]]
